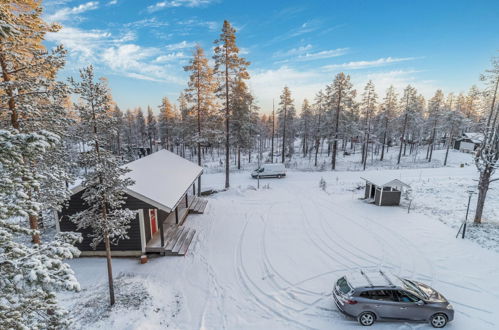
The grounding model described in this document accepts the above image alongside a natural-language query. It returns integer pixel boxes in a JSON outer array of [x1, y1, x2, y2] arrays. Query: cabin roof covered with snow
[[72, 150, 202, 212], [460, 132, 484, 144]]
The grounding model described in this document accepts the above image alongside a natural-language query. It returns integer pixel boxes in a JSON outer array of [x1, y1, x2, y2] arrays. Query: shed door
[[149, 209, 158, 236]]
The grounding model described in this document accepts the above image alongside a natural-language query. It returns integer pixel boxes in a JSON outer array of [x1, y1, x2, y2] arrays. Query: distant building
[[453, 133, 484, 152], [57, 150, 207, 257], [362, 177, 411, 206]]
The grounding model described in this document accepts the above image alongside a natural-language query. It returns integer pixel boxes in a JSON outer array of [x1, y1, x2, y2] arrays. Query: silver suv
[[333, 270, 454, 328]]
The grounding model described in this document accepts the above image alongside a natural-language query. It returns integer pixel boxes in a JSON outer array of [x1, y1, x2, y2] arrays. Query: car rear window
[[337, 277, 352, 294]]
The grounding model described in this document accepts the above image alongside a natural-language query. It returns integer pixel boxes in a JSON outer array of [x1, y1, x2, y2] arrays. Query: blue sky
[[43, 0, 499, 113]]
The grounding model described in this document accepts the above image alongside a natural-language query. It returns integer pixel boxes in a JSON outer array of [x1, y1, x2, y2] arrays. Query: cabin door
[[149, 209, 158, 236]]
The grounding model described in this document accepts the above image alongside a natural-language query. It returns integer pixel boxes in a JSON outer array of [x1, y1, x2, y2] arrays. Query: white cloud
[[249, 66, 328, 112], [46, 1, 99, 22], [297, 48, 349, 61], [101, 44, 183, 83], [273, 44, 313, 57], [147, 0, 215, 13], [323, 56, 420, 70], [165, 40, 196, 51], [107, 0, 118, 5], [46, 26, 110, 61], [154, 52, 187, 62]]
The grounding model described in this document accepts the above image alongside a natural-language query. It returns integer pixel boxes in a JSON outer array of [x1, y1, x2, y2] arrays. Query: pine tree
[[426, 90, 445, 162], [360, 80, 377, 170], [313, 90, 327, 166], [184, 45, 217, 193], [326, 73, 355, 169], [379, 86, 398, 161], [1, 2, 81, 327], [213, 20, 250, 188], [278, 86, 295, 163], [231, 78, 254, 168], [69, 66, 136, 306], [397, 85, 418, 164], [146, 106, 157, 152], [135, 107, 147, 150], [300, 99, 313, 157], [158, 97, 175, 151]]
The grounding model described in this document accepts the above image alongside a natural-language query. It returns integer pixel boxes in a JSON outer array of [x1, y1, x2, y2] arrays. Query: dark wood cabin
[[57, 149, 207, 257]]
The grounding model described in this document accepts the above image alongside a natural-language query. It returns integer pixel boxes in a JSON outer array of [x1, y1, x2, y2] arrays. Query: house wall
[[58, 190, 156, 253], [374, 188, 401, 206]]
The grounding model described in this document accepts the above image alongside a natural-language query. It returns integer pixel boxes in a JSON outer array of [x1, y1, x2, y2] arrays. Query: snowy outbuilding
[[58, 149, 207, 257], [453, 132, 484, 152], [361, 177, 411, 206]]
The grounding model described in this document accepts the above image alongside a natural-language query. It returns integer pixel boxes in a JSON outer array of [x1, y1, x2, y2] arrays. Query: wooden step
[[165, 227, 185, 251], [178, 229, 196, 256], [190, 198, 201, 210], [172, 228, 190, 254]]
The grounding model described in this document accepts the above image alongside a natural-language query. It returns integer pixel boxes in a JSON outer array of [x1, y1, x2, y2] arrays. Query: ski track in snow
[[65, 166, 499, 330]]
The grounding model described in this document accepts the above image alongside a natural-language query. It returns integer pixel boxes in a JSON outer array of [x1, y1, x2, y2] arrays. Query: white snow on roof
[[125, 149, 202, 212], [462, 132, 484, 144], [71, 149, 202, 212], [361, 175, 411, 188]]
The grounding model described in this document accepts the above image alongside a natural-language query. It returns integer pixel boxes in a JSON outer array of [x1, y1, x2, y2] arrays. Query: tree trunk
[[281, 104, 287, 163], [104, 232, 115, 306], [474, 169, 491, 223], [398, 115, 408, 164], [380, 119, 388, 161], [332, 91, 342, 170], [224, 46, 230, 189]]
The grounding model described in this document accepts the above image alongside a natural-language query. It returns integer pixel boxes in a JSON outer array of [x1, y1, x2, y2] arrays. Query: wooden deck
[[146, 224, 196, 256], [145, 196, 207, 255]]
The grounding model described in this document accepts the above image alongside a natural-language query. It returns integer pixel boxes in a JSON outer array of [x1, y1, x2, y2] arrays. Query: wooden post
[[193, 183, 196, 195], [175, 208, 179, 224], [159, 214, 165, 247], [185, 194, 188, 208]]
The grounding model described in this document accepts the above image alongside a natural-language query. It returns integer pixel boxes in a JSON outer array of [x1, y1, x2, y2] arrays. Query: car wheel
[[358, 312, 375, 326], [430, 313, 448, 328]]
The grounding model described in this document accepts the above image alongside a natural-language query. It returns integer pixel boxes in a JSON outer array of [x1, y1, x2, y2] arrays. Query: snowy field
[[61, 151, 499, 330]]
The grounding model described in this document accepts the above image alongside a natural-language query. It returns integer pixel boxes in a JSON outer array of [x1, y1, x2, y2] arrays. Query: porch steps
[[189, 197, 208, 214], [163, 226, 196, 256]]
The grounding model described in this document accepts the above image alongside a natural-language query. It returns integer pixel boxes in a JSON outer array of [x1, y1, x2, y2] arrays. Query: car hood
[[414, 281, 448, 303]]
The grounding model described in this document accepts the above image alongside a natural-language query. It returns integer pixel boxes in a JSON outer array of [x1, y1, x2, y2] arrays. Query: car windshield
[[402, 279, 428, 300], [336, 276, 352, 295], [254, 168, 264, 173]]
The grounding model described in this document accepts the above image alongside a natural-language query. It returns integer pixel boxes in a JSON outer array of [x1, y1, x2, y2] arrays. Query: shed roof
[[361, 176, 411, 189], [72, 149, 203, 212]]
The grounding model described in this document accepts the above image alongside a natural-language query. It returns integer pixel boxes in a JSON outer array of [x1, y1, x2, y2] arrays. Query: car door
[[364, 290, 400, 319], [392, 290, 428, 321]]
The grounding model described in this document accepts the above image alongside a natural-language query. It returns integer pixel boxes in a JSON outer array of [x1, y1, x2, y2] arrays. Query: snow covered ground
[[61, 152, 499, 329]]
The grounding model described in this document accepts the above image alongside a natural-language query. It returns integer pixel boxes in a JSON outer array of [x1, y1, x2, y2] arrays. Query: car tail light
[[345, 299, 358, 304]]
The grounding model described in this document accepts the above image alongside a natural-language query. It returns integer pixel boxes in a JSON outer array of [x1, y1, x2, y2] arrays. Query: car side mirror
[[416, 300, 425, 306]]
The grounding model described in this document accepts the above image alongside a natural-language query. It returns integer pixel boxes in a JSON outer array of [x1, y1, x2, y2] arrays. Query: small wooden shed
[[57, 149, 206, 256], [362, 177, 410, 206]]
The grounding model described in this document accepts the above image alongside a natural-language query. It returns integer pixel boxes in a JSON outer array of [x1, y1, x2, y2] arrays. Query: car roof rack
[[379, 270, 395, 287], [360, 270, 374, 287]]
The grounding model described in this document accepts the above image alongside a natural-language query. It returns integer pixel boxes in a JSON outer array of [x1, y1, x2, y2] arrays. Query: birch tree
[[474, 57, 499, 223]]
